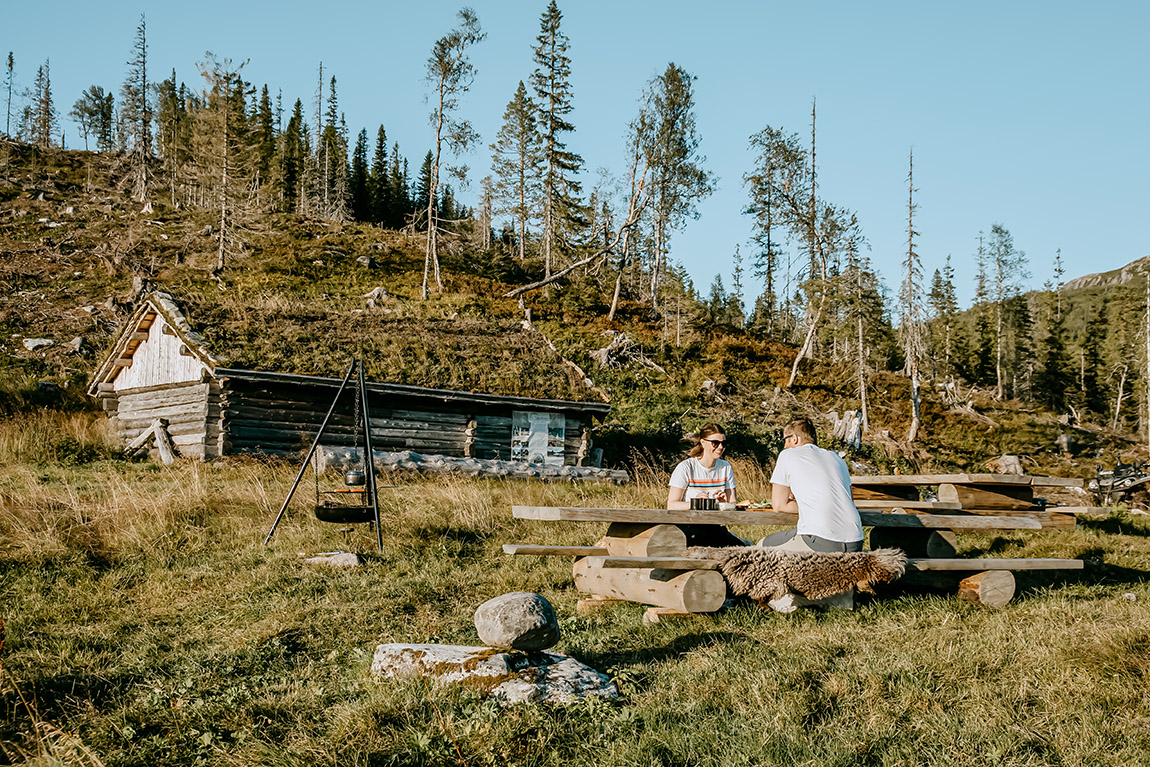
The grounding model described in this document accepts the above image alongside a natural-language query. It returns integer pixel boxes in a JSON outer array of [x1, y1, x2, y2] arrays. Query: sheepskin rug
[[686, 546, 907, 602]]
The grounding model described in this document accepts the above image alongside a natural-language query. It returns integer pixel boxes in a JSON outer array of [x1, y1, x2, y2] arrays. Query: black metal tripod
[[263, 358, 383, 552]]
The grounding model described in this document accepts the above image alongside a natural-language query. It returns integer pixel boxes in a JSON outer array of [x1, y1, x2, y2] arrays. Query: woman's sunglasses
[[703, 438, 727, 447]]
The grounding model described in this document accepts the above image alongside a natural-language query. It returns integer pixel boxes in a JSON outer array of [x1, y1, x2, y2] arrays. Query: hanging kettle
[[344, 469, 366, 486]]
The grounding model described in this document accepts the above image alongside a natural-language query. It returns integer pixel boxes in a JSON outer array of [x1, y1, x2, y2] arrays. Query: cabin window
[[511, 411, 565, 465]]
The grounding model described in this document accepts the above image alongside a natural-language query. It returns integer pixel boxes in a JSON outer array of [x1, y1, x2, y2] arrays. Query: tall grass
[[2, 411, 1150, 765]]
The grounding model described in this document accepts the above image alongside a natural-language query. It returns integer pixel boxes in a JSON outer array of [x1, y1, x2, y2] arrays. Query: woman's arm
[[667, 485, 689, 510]]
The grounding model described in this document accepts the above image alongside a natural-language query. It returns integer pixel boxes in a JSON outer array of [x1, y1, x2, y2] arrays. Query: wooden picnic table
[[507, 495, 1086, 614]]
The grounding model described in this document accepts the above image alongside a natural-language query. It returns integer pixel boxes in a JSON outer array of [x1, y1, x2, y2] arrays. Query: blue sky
[[5, 1, 1148, 309]]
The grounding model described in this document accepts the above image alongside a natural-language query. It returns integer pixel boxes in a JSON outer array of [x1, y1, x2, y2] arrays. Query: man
[[759, 417, 864, 553]]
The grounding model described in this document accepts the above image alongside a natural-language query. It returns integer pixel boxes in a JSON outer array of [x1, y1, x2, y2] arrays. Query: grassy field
[[2, 413, 1150, 766]]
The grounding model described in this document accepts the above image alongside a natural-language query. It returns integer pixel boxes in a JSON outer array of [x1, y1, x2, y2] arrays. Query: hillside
[[0, 141, 1142, 475]]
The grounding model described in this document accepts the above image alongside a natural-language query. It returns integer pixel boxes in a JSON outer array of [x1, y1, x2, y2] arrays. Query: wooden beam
[[179, 345, 194, 357], [502, 544, 608, 556], [851, 474, 1032, 486], [114, 357, 133, 367], [162, 325, 177, 336], [853, 485, 920, 502], [854, 500, 962, 510], [511, 506, 1042, 530], [130, 332, 149, 341], [851, 473, 1083, 488], [588, 556, 720, 570], [938, 483, 1034, 510], [1045, 506, 1110, 514], [907, 558, 1083, 571]]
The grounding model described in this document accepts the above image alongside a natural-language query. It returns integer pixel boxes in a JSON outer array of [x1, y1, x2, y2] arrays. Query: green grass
[[3, 413, 1150, 766]]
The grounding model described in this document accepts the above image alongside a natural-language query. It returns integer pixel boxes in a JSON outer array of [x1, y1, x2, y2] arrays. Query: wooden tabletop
[[512, 506, 1043, 530], [849, 473, 1083, 488]]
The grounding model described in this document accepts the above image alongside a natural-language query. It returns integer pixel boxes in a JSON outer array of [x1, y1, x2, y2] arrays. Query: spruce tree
[[490, 80, 542, 261], [900, 149, 925, 441], [349, 128, 371, 221], [255, 84, 276, 199], [3, 53, 12, 138], [280, 99, 305, 213], [121, 14, 152, 200], [531, 0, 583, 281], [31, 61, 56, 149], [370, 125, 388, 224], [646, 63, 713, 311]]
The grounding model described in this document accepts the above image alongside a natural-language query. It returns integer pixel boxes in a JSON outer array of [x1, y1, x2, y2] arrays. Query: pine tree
[[71, 84, 109, 151], [422, 7, 484, 298], [731, 245, 745, 329], [387, 141, 408, 228], [414, 150, 433, 215], [531, 0, 583, 281], [154, 71, 188, 205], [490, 80, 541, 261], [1033, 289, 1072, 411]]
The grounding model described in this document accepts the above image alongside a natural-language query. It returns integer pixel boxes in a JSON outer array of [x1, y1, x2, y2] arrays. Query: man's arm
[[772, 482, 798, 514]]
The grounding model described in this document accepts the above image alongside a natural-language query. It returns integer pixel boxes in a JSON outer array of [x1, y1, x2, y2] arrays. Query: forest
[[4, 3, 1148, 445]]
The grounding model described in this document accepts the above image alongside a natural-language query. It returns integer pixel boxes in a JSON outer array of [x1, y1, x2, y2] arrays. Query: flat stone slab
[[371, 643, 618, 705], [300, 551, 360, 568]]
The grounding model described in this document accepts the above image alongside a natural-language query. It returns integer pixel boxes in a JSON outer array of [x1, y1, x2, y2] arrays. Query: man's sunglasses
[[703, 438, 727, 447]]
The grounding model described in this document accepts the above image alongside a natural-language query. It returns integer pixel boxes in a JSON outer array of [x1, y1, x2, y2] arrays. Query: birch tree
[[423, 7, 485, 299]]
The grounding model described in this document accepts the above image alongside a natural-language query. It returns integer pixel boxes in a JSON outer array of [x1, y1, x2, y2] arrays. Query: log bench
[[507, 504, 1084, 611]]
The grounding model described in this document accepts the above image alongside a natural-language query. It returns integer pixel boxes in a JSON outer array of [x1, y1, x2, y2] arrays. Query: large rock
[[474, 592, 559, 650], [371, 643, 617, 705]]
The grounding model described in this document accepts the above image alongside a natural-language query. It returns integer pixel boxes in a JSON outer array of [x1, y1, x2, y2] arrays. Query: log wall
[[108, 381, 218, 459], [220, 379, 594, 465]]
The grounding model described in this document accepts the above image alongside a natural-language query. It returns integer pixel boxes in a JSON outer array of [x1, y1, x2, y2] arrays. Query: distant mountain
[[1063, 255, 1150, 291]]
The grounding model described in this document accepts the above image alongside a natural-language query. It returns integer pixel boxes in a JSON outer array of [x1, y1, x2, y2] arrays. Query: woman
[[667, 423, 745, 547]]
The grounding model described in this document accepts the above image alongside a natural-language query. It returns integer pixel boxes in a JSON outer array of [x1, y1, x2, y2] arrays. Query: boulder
[[300, 551, 360, 569], [474, 592, 559, 650], [356, 254, 376, 269], [371, 643, 617, 705], [23, 338, 53, 351]]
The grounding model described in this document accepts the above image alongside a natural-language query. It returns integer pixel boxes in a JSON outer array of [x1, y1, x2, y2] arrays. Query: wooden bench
[[507, 504, 1084, 612]]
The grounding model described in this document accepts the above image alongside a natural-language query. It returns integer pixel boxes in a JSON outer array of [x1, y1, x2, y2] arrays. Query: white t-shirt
[[770, 443, 863, 543], [669, 457, 736, 500]]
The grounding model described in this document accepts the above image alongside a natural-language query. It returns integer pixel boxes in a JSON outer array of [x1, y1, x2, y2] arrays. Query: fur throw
[[687, 546, 907, 601]]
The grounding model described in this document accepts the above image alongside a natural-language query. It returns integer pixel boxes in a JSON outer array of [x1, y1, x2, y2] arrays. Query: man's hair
[[783, 417, 817, 445]]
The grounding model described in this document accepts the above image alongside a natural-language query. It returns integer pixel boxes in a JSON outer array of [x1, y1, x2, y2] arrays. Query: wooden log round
[[957, 570, 1016, 607], [869, 528, 957, 558], [572, 557, 725, 613], [602, 523, 688, 557]]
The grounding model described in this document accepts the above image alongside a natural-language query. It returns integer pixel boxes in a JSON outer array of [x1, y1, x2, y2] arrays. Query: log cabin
[[87, 292, 611, 463]]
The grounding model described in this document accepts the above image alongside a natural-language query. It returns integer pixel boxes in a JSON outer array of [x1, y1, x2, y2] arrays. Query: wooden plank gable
[[112, 311, 209, 391]]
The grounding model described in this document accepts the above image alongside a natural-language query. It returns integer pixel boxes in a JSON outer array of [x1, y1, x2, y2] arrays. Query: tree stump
[[600, 523, 687, 557], [957, 570, 1016, 607]]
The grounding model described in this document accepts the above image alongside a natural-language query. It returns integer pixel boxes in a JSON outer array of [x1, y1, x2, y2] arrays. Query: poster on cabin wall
[[511, 411, 565, 465]]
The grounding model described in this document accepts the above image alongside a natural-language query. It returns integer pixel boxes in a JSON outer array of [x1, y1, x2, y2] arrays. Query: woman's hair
[[687, 422, 726, 457]]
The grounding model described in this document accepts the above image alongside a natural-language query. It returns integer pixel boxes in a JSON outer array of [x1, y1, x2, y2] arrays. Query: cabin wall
[[219, 380, 595, 464], [108, 381, 215, 459]]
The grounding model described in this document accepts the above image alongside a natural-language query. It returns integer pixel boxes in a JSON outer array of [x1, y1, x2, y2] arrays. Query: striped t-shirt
[[669, 457, 736, 500]]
